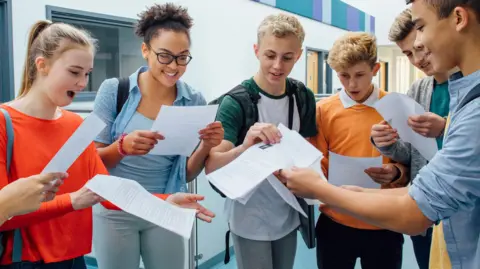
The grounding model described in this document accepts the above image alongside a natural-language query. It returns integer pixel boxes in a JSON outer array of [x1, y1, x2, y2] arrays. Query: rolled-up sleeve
[[92, 78, 119, 145], [409, 100, 480, 222]]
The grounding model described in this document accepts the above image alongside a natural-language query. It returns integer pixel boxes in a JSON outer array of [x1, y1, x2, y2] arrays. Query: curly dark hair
[[135, 3, 193, 45]]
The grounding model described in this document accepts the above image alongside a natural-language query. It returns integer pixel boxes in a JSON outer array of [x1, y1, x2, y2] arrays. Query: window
[[46, 6, 144, 101], [306, 48, 332, 95], [0, 0, 14, 102]]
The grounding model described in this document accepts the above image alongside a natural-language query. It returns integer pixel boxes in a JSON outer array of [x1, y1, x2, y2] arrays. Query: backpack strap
[[0, 109, 14, 176], [116, 77, 130, 116], [0, 108, 22, 262], [224, 85, 260, 146], [456, 83, 480, 113]]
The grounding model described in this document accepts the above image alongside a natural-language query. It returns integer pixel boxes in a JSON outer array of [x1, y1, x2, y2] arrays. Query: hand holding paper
[[121, 131, 165, 156], [364, 163, 400, 185], [277, 167, 326, 199], [373, 93, 438, 160], [407, 112, 447, 138], [198, 121, 224, 150], [371, 120, 398, 147], [207, 124, 323, 213]]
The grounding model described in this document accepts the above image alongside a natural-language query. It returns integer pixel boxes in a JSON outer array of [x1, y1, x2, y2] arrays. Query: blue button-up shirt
[[409, 70, 480, 269], [92, 66, 207, 193]]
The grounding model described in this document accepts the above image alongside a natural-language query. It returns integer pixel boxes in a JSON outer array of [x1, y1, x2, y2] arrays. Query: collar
[[339, 85, 379, 108], [128, 66, 192, 101]]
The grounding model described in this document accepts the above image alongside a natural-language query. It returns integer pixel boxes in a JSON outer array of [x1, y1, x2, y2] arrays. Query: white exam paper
[[267, 175, 307, 217], [86, 175, 196, 239], [328, 151, 383, 189], [42, 113, 106, 174], [149, 105, 219, 156], [207, 142, 284, 200], [374, 93, 438, 160], [208, 124, 323, 213]]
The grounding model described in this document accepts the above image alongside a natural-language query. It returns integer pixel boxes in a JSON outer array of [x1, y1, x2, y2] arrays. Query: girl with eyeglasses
[[91, 3, 223, 269]]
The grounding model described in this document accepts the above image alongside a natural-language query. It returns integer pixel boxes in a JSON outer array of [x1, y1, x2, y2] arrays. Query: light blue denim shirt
[[92, 66, 207, 193], [409, 70, 480, 269]]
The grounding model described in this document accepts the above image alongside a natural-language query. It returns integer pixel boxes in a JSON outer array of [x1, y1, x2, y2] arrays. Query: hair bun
[[135, 3, 193, 38]]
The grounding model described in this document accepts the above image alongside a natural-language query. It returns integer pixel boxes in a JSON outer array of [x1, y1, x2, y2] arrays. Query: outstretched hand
[[167, 193, 215, 223]]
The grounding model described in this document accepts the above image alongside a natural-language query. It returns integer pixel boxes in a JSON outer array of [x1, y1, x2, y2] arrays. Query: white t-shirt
[[226, 92, 301, 241]]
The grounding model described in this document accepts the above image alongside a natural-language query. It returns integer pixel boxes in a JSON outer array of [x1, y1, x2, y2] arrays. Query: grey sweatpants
[[231, 230, 297, 269], [92, 204, 185, 269]]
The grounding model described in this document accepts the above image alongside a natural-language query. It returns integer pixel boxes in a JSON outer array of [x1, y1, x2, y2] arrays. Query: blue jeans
[[0, 256, 86, 269], [410, 227, 433, 269]]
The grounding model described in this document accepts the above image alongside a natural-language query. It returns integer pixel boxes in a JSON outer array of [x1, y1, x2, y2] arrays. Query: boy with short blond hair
[[205, 13, 317, 269], [314, 32, 409, 269]]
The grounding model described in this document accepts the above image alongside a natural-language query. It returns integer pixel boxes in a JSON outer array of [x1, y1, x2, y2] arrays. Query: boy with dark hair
[[278, 1, 480, 268], [371, 8, 451, 269]]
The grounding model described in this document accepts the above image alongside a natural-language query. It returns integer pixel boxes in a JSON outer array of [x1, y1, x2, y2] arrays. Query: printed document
[[149, 105, 219, 156], [328, 151, 383, 189], [374, 93, 438, 160], [42, 113, 106, 174], [207, 124, 323, 213], [86, 175, 197, 239]]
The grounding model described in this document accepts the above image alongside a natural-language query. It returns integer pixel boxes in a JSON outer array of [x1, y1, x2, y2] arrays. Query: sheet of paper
[[208, 124, 323, 206], [236, 182, 263, 205], [86, 175, 196, 239], [374, 93, 438, 160], [302, 156, 326, 206], [277, 124, 323, 167], [328, 151, 383, 189], [42, 113, 106, 174], [149, 105, 219, 156], [267, 175, 307, 217], [207, 142, 286, 200]]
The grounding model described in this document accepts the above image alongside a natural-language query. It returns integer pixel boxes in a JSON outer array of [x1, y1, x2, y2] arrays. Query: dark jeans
[[410, 227, 433, 269], [0, 256, 86, 269], [316, 214, 404, 269]]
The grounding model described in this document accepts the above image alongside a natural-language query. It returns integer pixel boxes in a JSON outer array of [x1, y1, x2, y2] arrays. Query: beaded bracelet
[[117, 133, 128, 156]]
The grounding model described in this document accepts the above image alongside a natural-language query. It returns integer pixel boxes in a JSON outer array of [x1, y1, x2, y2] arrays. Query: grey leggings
[[92, 204, 185, 269], [231, 230, 297, 269]]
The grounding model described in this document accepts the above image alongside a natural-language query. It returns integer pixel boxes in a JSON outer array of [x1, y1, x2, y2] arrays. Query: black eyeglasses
[[152, 51, 193, 66]]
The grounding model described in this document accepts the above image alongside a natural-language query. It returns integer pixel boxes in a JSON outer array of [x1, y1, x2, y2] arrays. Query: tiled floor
[[210, 235, 419, 269]]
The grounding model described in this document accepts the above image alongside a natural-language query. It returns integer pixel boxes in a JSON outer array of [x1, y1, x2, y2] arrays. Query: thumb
[[290, 166, 300, 171], [36, 172, 68, 184]]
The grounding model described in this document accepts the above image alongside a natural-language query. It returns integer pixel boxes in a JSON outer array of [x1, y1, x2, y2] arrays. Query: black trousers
[[316, 214, 404, 269], [410, 227, 433, 269]]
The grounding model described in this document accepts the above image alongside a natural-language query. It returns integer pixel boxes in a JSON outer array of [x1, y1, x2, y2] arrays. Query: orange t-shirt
[[0, 105, 108, 264], [315, 90, 409, 230]]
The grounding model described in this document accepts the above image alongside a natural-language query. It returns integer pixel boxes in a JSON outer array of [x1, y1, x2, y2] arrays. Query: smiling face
[[254, 33, 302, 87], [411, 0, 463, 73], [36, 46, 94, 107], [142, 30, 191, 88], [396, 30, 434, 75]]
